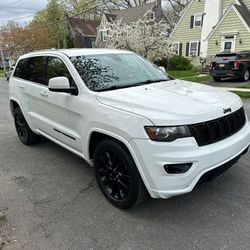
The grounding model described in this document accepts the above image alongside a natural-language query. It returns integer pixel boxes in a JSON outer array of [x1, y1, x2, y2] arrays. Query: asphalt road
[[1, 79, 250, 250], [205, 78, 250, 88]]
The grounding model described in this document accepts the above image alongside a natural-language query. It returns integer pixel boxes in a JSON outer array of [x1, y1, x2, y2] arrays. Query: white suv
[[9, 49, 250, 209]]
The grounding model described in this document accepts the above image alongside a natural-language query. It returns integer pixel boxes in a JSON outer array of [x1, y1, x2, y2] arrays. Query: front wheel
[[94, 139, 148, 209], [241, 69, 250, 82], [14, 107, 41, 145], [213, 76, 221, 82]]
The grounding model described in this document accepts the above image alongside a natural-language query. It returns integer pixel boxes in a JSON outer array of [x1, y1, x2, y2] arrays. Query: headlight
[[145, 126, 191, 142]]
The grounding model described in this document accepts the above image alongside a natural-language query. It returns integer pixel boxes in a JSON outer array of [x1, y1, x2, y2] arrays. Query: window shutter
[[198, 41, 201, 56], [201, 14, 205, 27], [190, 16, 194, 28], [186, 42, 190, 56], [179, 43, 183, 56]]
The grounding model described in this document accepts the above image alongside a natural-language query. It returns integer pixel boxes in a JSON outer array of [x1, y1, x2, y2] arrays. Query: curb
[[217, 87, 250, 93]]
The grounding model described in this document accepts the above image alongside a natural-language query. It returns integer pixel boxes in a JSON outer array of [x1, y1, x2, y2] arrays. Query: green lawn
[[167, 70, 198, 79], [236, 83, 250, 89], [232, 91, 250, 98], [167, 70, 213, 83], [180, 75, 213, 83], [0, 69, 4, 77]]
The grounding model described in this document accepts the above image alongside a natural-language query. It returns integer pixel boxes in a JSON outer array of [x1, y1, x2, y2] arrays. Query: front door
[[221, 35, 235, 53]]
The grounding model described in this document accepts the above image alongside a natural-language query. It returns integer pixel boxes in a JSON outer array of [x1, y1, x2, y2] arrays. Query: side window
[[13, 58, 29, 80], [47, 57, 75, 87], [27, 57, 47, 85]]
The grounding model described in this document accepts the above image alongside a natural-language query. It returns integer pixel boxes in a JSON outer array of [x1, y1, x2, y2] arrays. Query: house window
[[148, 11, 155, 20], [173, 43, 179, 55], [194, 14, 202, 27], [101, 30, 108, 42], [189, 42, 199, 56]]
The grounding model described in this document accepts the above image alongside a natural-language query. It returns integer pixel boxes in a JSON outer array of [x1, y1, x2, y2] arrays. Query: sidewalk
[[217, 87, 250, 92]]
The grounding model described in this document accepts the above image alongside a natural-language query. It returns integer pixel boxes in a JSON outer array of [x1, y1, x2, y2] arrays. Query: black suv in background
[[210, 51, 250, 82]]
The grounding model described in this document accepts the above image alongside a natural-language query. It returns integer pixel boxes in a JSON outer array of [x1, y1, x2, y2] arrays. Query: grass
[[166, 70, 212, 83], [167, 70, 198, 79], [236, 83, 250, 89], [0, 69, 4, 77], [180, 75, 213, 83], [232, 91, 250, 98]]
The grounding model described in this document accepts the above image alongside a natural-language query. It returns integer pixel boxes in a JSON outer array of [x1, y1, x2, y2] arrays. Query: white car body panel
[[8, 49, 250, 199]]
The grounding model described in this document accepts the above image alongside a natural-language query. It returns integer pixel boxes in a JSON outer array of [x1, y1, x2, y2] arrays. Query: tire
[[94, 139, 148, 209], [241, 69, 250, 82], [14, 107, 41, 145], [213, 76, 221, 82]]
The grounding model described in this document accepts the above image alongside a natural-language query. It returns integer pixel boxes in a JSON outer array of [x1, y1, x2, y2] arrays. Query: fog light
[[164, 163, 193, 174]]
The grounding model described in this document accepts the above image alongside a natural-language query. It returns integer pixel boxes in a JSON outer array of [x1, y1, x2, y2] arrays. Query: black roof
[[233, 1, 250, 29]]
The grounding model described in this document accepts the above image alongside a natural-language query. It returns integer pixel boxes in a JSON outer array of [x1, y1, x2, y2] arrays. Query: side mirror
[[48, 77, 77, 95], [159, 66, 166, 73]]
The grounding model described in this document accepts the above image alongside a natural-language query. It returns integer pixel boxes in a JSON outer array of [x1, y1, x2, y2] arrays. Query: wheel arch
[[87, 129, 153, 196]]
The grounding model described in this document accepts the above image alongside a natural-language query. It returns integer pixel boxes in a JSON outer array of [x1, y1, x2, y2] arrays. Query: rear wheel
[[14, 107, 41, 145], [241, 69, 250, 82], [94, 139, 148, 209], [213, 76, 221, 82]]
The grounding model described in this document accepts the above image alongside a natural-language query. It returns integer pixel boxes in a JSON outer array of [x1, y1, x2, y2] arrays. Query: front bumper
[[130, 121, 250, 199]]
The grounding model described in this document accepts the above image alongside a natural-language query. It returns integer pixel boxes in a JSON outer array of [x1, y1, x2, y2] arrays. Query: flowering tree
[[107, 19, 174, 61]]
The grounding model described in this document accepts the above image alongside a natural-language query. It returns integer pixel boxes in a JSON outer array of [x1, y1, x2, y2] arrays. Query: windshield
[[70, 53, 170, 91]]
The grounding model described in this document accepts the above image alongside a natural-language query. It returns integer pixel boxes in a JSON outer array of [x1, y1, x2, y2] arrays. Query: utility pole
[[0, 42, 7, 75]]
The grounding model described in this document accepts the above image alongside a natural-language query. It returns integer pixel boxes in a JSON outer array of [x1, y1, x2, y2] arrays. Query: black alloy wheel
[[94, 140, 148, 209], [14, 107, 40, 145]]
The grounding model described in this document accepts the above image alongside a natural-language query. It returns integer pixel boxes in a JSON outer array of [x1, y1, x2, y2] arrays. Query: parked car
[[210, 51, 250, 82], [9, 49, 250, 209]]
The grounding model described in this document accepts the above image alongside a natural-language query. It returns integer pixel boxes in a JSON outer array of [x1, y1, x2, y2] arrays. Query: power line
[[0, 0, 98, 24], [0, 0, 26, 8], [2, 1, 101, 34], [0, 14, 35, 23]]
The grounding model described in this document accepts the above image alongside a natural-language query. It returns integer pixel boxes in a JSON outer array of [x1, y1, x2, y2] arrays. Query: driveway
[[1, 79, 250, 250], [205, 78, 250, 88]]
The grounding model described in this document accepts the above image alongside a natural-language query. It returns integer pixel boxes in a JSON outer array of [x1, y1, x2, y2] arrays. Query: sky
[[0, 0, 48, 26]]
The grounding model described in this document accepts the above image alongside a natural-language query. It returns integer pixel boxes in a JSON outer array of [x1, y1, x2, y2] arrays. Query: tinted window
[[27, 57, 47, 85], [238, 53, 250, 60], [13, 58, 29, 79], [47, 57, 75, 87]]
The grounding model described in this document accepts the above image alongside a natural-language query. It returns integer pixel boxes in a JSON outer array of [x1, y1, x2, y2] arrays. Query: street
[[1, 78, 250, 250]]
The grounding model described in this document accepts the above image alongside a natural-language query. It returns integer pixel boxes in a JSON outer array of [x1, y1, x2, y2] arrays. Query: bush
[[168, 55, 193, 71]]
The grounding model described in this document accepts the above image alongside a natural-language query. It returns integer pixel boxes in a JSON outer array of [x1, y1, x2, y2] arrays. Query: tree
[[164, 0, 190, 24], [0, 21, 56, 59], [107, 19, 173, 61], [33, 0, 67, 48]]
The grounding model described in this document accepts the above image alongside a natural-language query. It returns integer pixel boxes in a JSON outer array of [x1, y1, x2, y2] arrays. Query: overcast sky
[[0, 0, 47, 26]]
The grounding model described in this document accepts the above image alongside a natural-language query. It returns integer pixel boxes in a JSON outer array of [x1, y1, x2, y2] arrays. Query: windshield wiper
[[95, 79, 170, 92]]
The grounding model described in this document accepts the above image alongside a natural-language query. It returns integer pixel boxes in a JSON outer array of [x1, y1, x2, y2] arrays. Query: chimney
[[155, 0, 162, 22]]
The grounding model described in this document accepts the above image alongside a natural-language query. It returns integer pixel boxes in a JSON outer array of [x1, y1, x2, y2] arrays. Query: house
[[67, 17, 101, 48], [95, 0, 171, 48], [170, 0, 250, 66]]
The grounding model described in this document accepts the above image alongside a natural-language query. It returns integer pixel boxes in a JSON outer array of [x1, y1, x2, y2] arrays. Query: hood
[[96, 80, 243, 126]]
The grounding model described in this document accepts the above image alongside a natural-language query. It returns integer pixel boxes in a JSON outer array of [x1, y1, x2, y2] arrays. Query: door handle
[[19, 84, 25, 89], [40, 90, 48, 97]]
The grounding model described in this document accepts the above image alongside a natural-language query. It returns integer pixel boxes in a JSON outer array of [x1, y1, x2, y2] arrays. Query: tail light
[[234, 60, 241, 68]]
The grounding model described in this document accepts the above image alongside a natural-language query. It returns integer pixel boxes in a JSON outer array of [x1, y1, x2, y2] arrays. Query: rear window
[[27, 57, 47, 85], [13, 59, 29, 80], [213, 54, 237, 62]]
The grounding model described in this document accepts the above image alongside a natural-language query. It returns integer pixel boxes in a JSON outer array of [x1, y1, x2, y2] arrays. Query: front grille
[[189, 107, 246, 146]]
